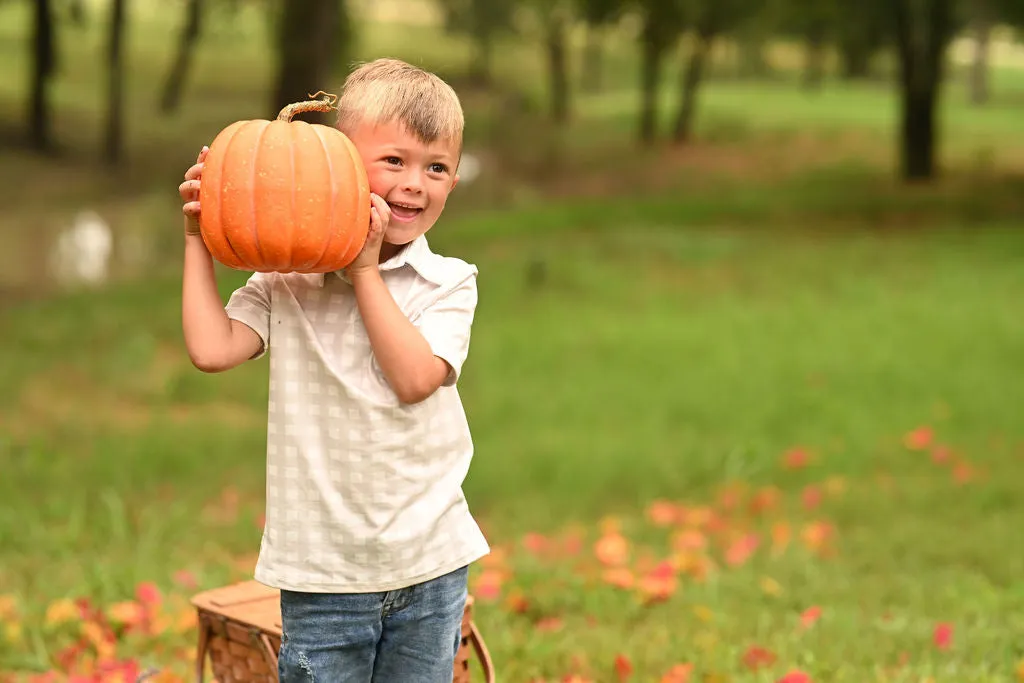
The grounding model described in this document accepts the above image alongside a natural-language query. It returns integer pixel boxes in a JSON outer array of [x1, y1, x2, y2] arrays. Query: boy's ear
[[450, 174, 460, 192]]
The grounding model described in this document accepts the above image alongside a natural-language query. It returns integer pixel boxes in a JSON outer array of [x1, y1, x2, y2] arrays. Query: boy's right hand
[[180, 146, 209, 235]]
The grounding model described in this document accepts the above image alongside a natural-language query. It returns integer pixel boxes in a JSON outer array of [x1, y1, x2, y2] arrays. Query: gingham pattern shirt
[[224, 236, 490, 593]]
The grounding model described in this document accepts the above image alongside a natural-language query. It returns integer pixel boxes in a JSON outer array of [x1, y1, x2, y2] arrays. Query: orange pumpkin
[[199, 93, 370, 274]]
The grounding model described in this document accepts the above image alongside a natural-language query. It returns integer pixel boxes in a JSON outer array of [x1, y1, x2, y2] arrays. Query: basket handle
[[257, 631, 280, 673], [467, 621, 495, 683], [194, 617, 210, 683]]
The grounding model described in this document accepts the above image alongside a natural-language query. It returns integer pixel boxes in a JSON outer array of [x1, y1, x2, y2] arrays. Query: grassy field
[[3, 2, 1024, 682]]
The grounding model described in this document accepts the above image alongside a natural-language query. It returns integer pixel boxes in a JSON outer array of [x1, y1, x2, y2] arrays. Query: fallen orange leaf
[[595, 531, 630, 567], [44, 599, 80, 627], [646, 500, 679, 527], [904, 426, 934, 450], [535, 616, 564, 632], [781, 447, 811, 469], [799, 605, 822, 629], [614, 653, 633, 681], [472, 569, 505, 601], [742, 645, 776, 670], [602, 567, 636, 590], [801, 485, 823, 510], [672, 529, 707, 553], [638, 561, 677, 603], [522, 532, 550, 555], [771, 521, 791, 556], [725, 533, 760, 567], [659, 663, 694, 683]]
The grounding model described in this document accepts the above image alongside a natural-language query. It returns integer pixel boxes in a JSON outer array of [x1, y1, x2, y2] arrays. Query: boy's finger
[[182, 201, 201, 217], [184, 163, 204, 181], [197, 146, 209, 163]]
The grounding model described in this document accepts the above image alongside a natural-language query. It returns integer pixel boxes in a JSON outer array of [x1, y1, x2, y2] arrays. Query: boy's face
[[345, 118, 460, 250]]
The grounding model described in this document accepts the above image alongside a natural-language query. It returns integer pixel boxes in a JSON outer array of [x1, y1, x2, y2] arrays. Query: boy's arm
[[350, 267, 462, 404], [182, 234, 264, 373], [348, 196, 476, 404], [179, 147, 264, 373]]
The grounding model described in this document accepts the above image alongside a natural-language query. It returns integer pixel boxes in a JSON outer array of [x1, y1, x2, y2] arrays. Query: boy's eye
[[429, 163, 449, 174], [384, 156, 401, 166]]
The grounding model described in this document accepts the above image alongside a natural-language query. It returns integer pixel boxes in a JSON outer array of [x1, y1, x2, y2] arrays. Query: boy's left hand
[[346, 194, 391, 277]]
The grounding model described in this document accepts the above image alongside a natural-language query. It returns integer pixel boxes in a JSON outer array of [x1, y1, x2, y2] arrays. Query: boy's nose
[[400, 170, 425, 193]]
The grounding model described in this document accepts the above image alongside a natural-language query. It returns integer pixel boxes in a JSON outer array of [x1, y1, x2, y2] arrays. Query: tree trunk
[[892, 0, 953, 181], [803, 29, 825, 90], [901, 85, 937, 179], [580, 24, 604, 93], [159, 0, 202, 114], [639, 34, 663, 145], [673, 31, 712, 144], [839, 38, 873, 80], [68, 0, 87, 26], [469, 34, 493, 87], [272, 0, 342, 123], [546, 10, 570, 124], [104, 0, 127, 165], [737, 34, 769, 79], [968, 2, 991, 105], [29, 0, 56, 151]]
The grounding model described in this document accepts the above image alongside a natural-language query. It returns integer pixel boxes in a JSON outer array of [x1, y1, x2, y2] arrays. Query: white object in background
[[457, 152, 481, 185], [49, 210, 113, 287]]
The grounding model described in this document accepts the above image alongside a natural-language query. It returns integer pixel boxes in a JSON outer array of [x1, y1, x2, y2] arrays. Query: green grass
[[3, 181, 1024, 680], [3, 2, 1024, 681]]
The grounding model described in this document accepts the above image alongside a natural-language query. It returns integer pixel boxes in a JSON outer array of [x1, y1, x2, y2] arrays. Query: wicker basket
[[189, 581, 494, 683]]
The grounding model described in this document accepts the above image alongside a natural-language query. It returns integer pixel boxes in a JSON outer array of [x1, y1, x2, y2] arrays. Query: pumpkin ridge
[[249, 121, 272, 270], [214, 121, 252, 269], [309, 124, 342, 272], [335, 131, 370, 267]]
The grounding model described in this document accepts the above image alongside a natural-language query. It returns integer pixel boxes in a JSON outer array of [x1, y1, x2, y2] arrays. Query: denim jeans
[[277, 565, 469, 683]]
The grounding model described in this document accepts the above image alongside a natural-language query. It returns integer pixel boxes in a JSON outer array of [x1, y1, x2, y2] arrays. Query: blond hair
[[335, 58, 464, 149]]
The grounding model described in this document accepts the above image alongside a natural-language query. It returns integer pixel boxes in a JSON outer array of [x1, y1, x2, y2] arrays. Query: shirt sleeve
[[414, 269, 479, 387], [224, 272, 274, 360]]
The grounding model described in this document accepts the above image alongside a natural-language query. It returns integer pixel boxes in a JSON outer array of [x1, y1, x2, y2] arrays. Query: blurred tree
[[435, 0, 518, 86], [634, 0, 686, 144], [528, 0, 574, 124], [28, 0, 57, 151], [159, 0, 203, 114], [672, 0, 763, 143], [834, 0, 890, 80], [577, 0, 624, 92], [968, 0, 1024, 105], [65, 0, 86, 26], [891, 0, 958, 180], [103, 0, 127, 164], [270, 0, 351, 123], [777, 0, 839, 90]]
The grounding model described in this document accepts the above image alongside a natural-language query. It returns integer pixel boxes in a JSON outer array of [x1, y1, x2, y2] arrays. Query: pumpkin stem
[[276, 91, 339, 122]]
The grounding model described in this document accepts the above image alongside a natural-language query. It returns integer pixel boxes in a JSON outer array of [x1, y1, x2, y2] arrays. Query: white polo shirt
[[224, 235, 490, 593]]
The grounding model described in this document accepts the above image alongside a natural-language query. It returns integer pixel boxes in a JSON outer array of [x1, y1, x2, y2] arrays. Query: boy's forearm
[[349, 269, 449, 404], [181, 234, 255, 372]]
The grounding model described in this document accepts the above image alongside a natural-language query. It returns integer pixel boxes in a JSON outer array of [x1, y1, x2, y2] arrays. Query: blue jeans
[[277, 565, 469, 683]]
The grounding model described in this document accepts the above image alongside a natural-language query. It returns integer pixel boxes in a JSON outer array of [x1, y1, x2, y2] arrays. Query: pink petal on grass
[[135, 582, 162, 606], [778, 671, 812, 683], [904, 426, 934, 450], [781, 448, 812, 470], [799, 605, 822, 629], [933, 622, 954, 650]]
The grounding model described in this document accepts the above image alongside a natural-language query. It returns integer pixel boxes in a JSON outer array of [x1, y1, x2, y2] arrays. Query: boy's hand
[[179, 146, 209, 235], [346, 193, 391, 277]]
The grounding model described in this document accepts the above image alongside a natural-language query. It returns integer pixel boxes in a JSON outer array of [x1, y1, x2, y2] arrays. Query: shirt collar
[[317, 235, 447, 287]]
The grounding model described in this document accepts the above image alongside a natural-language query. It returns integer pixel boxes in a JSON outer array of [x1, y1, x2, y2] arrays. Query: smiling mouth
[[388, 202, 424, 221]]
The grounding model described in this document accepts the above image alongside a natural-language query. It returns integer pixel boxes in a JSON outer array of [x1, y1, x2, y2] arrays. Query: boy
[[177, 58, 490, 683]]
